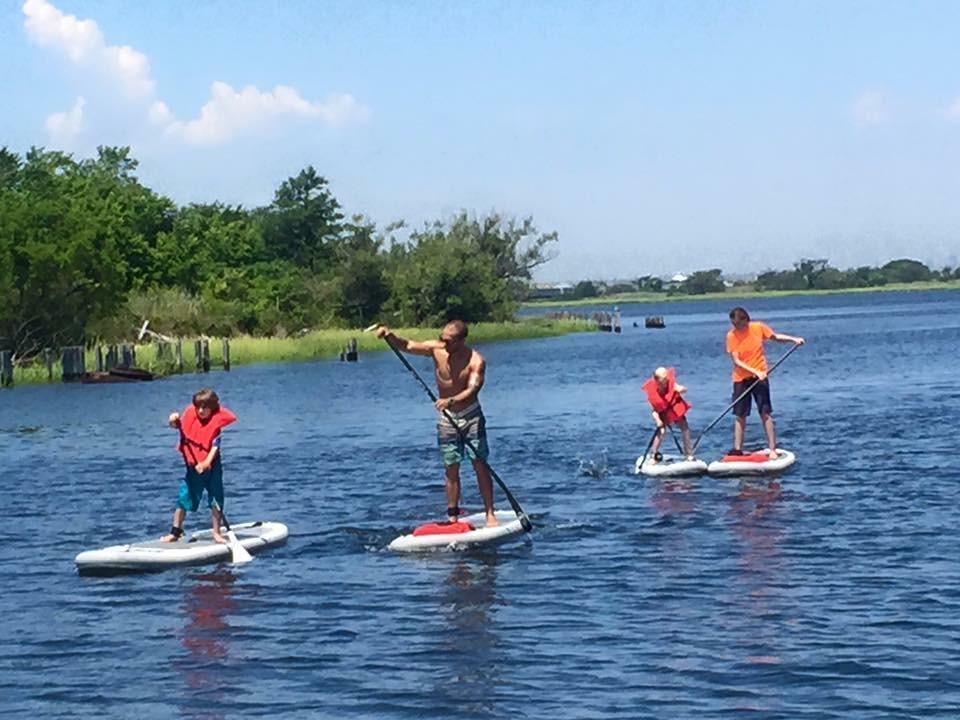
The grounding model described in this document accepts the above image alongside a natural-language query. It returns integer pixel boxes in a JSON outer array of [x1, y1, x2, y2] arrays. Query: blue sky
[[3, 0, 959, 281]]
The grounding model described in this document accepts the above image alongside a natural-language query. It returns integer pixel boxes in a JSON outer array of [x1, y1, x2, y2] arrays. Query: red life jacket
[[177, 405, 237, 467], [642, 368, 690, 424]]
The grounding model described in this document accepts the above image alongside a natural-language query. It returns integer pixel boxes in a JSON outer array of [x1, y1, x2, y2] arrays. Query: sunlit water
[[2, 290, 959, 718]]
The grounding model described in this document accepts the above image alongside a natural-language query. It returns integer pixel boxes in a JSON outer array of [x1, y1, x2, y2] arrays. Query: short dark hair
[[729, 307, 750, 322], [193, 388, 220, 411], [445, 319, 468, 339]]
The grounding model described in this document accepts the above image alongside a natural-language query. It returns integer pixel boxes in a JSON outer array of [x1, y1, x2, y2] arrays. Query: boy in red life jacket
[[160, 389, 237, 543], [642, 367, 693, 463]]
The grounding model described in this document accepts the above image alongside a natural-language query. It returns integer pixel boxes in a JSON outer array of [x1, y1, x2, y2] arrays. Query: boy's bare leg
[[472, 459, 498, 527], [679, 419, 693, 458], [733, 416, 746, 452], [161, 508, 186, 542], [211, 506, 227, 544], [649, 427, 664, 461], [761, 413, 778, 456]]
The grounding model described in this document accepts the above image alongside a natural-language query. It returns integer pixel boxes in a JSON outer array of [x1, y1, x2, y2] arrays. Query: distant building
[[670, 273, 688, 284], [527, 282, 574, 300]]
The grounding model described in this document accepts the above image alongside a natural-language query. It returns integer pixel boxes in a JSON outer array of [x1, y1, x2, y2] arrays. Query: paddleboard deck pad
[[75, 521, 288, 575], [707, 449, 796, 477], [634, 454, 708, 478], [389, 510, 525, 552]]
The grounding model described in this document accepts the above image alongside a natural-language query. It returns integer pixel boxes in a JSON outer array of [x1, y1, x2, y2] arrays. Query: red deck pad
[[412, 521, 476, 536], [721, 452, 773, 463]]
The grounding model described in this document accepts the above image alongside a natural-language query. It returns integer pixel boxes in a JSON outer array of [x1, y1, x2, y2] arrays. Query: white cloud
[[946, 98, 960, 122], [851, 90, 888, 127], [23, 0, 154, 99], [45, 96, 85, 144], [22, 0, 368, 147], [166, 82, 369, 146]]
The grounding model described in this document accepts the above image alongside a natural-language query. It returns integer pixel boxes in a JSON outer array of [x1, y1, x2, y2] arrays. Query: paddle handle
[[384, 341, 533, 532], [690, 342, 801, 455]]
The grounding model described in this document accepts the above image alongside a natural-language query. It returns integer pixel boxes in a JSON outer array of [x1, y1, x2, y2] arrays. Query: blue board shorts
[[177, 462, 225, 512], [437, 402, 490, 467]]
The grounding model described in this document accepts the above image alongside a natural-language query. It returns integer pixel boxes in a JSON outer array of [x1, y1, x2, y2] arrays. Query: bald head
[[653, 367, 668, 381]]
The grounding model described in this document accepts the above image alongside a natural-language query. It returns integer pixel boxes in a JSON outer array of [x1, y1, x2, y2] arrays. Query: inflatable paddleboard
[[707, 449, 796, 477], [389, 510, 525, 552], [75, 521, 288, 575], [634, 454, 708, 478]]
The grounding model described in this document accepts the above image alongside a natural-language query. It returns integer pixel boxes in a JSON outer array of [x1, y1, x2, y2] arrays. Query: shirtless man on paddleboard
[[376, 320, 499, 527]]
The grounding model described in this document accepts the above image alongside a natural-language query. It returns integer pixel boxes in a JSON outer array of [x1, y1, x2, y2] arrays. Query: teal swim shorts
[[177, 463, 225, 512]]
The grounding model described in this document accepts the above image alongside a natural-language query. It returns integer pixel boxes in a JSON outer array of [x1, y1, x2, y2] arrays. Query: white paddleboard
[[634, 454, 708, 478], [75, 521, 288, 575], [389, 510, 525, 552], [707, 449, 796, 477]]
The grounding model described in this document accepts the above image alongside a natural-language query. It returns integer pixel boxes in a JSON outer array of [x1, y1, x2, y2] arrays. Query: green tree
[[678, 269, 725, 295], [881, 258, 931, 283], [261, 166, 344, 273]]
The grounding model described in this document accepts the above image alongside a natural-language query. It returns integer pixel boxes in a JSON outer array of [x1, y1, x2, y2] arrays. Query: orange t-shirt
[[726, 321, 774, 381]]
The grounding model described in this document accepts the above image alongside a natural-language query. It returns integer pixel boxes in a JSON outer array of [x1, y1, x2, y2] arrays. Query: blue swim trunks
[[177, 462, 224, 512], [437, 402, 490, 467]]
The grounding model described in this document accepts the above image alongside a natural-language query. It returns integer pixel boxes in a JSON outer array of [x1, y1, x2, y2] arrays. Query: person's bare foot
[[160, 533, 179, 543], [486, 513, 500, 527], [767, 449, 780, 458], [212, 533, 227, 544]]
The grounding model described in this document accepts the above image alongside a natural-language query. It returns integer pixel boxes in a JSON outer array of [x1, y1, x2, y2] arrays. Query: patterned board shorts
[[437, 402, 490, 467]]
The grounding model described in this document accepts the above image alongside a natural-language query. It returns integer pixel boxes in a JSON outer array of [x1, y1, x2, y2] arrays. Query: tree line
[[0, 146, 556, 359], [567, 257, 958, 300]]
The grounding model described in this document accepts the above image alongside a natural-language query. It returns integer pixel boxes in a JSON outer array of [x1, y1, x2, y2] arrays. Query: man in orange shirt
[[726, 307, 804, 457]]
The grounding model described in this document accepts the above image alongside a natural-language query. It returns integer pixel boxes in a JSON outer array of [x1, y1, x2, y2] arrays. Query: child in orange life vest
[[160, 389, 237, 544], [642, 367, 693, 463]]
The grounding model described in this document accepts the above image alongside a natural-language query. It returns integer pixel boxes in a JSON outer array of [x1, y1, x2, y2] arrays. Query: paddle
[[636, 426, 661, 472], [217, 505, 253, 564], [369, 325, 533, 533], [690, 342, 802, 456]]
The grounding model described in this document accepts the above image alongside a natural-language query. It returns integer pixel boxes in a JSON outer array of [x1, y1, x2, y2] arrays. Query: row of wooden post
[[0, 338, 231, 388]]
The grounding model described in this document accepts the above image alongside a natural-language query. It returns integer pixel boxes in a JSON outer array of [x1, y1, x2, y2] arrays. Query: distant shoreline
[[9, 318, 594, 386], [523, 280, 960, 309]]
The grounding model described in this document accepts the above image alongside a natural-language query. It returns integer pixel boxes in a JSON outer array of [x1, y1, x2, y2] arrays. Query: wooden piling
[[105, 345, 118, 370], [0, 350, 12, 388], [222, 339, 231, 371], [44, 348, 54, 381], [61, 346, 86, 382], [345, 338, 358, 362], [96, 346, 104, 372], [175, 339, 183, 373], [120, 344, 134, 368]]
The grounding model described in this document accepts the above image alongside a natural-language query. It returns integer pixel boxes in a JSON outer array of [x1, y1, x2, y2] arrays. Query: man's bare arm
[[376, 326, 442, 357]]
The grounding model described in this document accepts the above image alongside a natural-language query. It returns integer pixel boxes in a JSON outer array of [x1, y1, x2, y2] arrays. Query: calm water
[[2, 290, 959, 719]]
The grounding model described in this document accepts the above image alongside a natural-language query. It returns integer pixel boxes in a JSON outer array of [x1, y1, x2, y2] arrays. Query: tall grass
[[8, 318, 593, 385]]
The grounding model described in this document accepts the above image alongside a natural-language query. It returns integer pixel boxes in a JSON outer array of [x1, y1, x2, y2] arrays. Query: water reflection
[[650, 478, 699, 517], [728, 479, 788, 664], [178, 568, 237, 720], [431, 554, 501, 716]]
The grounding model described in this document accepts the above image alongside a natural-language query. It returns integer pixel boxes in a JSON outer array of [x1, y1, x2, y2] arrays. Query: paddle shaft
[[382, 340, 532, 532], [690, 342, 801, 455], [636, 426, 661, 471]]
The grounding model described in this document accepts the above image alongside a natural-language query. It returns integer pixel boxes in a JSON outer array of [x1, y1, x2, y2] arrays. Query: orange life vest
[[642, 368, 690, 424], [177, 405, 237, 467]]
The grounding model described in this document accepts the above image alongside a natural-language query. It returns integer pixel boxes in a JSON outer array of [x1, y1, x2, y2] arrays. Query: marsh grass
[[9, 318, 593, 386]]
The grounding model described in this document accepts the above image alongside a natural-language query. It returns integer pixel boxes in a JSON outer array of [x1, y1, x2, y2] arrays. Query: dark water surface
[[2, 290, 959, 719]]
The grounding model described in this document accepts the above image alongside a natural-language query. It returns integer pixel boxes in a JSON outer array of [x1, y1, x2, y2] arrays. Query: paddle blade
[[226, 531, 253, 564], [519, 514, 533, 532], [363, 323, 380, 333]]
